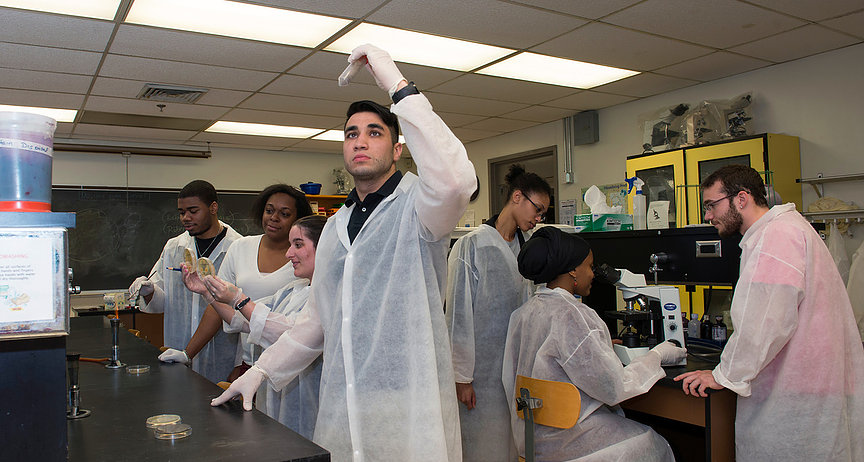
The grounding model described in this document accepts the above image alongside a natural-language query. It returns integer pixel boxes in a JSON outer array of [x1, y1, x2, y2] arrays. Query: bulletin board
[[52, 187, 260, 291]]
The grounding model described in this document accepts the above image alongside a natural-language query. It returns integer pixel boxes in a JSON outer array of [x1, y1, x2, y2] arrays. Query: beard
[[714, 204, 743, 237], [346, 157, 394, 182]]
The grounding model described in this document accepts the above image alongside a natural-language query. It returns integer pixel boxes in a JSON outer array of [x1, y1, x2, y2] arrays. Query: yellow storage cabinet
[[626, 150, 686, 228]]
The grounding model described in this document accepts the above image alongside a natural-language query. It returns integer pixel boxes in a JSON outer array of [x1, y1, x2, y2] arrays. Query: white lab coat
[[242, 279, 320, 439], [141, 221, 242, 383], [847, 239, 864, 342], [253, 93, 476, 461], [827, 221, 851, 284], [711, 203, 864, 461], [445, 223, 533, 461], [502, 286, 674, 462], [217, 234, 296, 422]]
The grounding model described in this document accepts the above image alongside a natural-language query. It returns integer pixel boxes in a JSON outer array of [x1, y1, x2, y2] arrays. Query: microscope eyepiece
[[593, 263, 621, 284]]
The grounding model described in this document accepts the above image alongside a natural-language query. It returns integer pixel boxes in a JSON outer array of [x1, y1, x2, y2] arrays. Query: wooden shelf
[[307, 194, 348, 200]]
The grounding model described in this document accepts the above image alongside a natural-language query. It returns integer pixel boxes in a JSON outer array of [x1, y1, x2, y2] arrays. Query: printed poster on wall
[[0, 236, 54, 323]]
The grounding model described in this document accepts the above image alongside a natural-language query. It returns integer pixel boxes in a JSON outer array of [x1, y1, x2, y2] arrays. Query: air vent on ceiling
[[137, 84, 208, 104]]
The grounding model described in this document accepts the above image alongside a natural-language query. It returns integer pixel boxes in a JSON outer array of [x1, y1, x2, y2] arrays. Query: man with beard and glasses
[[675, 165, 863, 461], [128, 179, 241, 383]]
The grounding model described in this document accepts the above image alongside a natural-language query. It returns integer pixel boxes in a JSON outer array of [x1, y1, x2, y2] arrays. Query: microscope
[[593, 263, 686, 366]]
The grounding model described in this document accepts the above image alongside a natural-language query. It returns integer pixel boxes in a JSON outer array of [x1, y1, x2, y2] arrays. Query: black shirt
[[195, 225, 228, 258], [484, 213, 526, 247], [344, 170, 403, 243]]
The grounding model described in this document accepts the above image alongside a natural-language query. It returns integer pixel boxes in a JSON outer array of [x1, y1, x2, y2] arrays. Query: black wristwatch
[[235, 296, 251, 310], [392, 81, 420, 104]]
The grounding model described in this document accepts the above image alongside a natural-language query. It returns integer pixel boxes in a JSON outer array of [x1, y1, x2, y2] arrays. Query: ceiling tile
[[190, 131, 301, 148], [506, 0, 644, 19], [0, 43, 101, 75], [0, 69, 92, 94], [98, 55, 279, 92], [428, 74, 577, 104], [499, 105, 577, 123], [262, 74, 380, 102], [451, 127, 504, 143], [110, 25, 311, 72], [240, 93, 348, 117], [821, 10, 864, 39], [544, 91, 636, 110], [288, 50, 463, 89], [462, 117, 540, 132], [655, 51, 772, 81], [745, 0, 864, 22], [54, 123, 73, 136], [436, 112, 488, 128], [592, 72, 698, 97], [0, 88, 84, 109], [83, 96, 231, 120], [531, 22, 713, 71], [72, 124, 197, 142], [221, 108, 344, 130], [90, 77, 253, 107], [424, 92, 528, 117], [367, 0, 585, 49], [238, 0, 387, 18], [603, 0, 807, 48], [288, 139, 343, 154], [729, 25, 861, 63], [0, 8, 113, 51]]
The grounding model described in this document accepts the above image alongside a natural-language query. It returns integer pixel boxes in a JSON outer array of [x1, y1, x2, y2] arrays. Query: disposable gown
[[217, 234, 296, 421], [141, 222, 241, 383], [827, 221, 850, 284], [241, 279, 320, 439], [253, 93, 476, 462], [711, 203, 864, 461], [502, 286, 674, 462], [847, 240, 864, 342], [445, 222, 533, 461]]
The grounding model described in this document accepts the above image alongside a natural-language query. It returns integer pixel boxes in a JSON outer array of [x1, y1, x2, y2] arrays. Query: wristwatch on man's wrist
[[234, 296, 251, 310], [392, 81, 420, 104]]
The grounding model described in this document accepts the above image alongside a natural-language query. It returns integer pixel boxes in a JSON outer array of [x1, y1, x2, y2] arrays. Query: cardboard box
[[573, 213, 634, 232]]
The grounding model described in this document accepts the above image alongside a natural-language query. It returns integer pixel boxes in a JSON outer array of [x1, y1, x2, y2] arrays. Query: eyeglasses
[[521, 191, 546, 222], [702, 193, 738, 214]]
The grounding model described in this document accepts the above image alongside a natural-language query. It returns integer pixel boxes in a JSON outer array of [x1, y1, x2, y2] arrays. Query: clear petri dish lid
[[127, 364, 150, 375], [154, 423, 192, 440], [146, 414, 181, 429]]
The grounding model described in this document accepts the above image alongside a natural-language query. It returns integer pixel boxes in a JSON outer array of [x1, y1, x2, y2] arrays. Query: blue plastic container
[[0, 112, 57, 212], [300, 182, 322, 195]]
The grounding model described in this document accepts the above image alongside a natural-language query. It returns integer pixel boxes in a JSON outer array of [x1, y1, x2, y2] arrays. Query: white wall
[[465, 42, 864, 254]]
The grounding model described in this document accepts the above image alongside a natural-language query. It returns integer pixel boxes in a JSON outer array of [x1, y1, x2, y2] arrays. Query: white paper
[[647, 201, 670, 229], [0, 236, 54, 322], [459, 209, 476, 228], [559, 199, 577, 225]]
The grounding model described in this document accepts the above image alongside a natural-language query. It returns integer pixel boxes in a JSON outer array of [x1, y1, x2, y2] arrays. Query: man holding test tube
[[128, 179, 242, 383]]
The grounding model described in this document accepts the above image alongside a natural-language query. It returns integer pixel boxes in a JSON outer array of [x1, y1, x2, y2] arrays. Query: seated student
[[182, 215, 326, 439], [502, 226, 685, 462]]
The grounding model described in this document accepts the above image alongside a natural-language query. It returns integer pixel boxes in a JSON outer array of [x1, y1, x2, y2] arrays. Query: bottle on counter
[[712, 315, 727, 342], [682, 312, 690, 340], [688, 313, 701, 339], [700, 314, 711, 340]]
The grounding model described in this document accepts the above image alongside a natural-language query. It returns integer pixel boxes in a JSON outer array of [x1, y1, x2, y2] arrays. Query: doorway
[[489, 147, 558, 223]]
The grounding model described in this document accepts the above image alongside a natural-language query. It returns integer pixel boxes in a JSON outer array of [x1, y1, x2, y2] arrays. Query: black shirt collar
[[345, 170, 403, 207], [483, 213, 525, 246]]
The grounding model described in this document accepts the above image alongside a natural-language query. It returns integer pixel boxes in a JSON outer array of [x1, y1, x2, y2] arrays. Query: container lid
[[154, 423, 192, 440], [146, 414, 181, 429], [126, 364, 150, 374]]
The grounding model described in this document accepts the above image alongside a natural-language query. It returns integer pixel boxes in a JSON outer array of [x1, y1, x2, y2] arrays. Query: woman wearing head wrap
[[502, 227, 685, 461], [445, 164, 551, 461]]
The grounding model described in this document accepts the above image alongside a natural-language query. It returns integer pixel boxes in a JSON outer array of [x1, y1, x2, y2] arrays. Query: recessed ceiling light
[[477, 52, 640, 89], [0, 0, 121, 20], [0, 105, 77, 122], [206, 121, 324, 139], [326, 23, 514, 72], [126, 0, 351, 48], [312, 129, 406, 144]]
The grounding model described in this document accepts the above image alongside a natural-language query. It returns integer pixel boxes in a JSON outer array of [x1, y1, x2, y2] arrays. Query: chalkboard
[[52, 187, 261, 291]]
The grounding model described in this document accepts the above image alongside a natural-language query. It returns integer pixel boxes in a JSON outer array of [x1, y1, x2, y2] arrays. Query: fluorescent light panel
[[126, 0, 351, 48], [326, 23, 514, 72], [0, 0, 121, 20], [0, 105, 77, 122], [477, 52, 640, 89], [313, 130, 406, 144], [206, 121, 323, 139]]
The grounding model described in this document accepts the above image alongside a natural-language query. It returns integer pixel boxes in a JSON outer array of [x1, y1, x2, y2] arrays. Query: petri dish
[[183, 248, 197, 272], [146, 414, 181, 429], [127, 364, 150, 375], [154, 423, 192, 440], [197, 257, 215, 277]]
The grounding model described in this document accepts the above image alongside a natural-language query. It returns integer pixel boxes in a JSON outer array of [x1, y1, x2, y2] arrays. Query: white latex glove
[[158, 348, 190, 365], [182, 265, 215, 303], [202, 275, 244, 307], [128, 276, 154, 299], [211, 365, 266, 411], [650, 341, 687, 366], [348, 44, 405, 96]]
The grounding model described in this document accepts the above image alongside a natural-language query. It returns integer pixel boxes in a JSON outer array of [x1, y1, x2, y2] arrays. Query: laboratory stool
[[515, 375, 581, 462]]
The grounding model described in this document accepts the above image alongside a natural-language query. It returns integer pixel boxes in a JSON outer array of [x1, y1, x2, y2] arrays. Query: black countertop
[[67, 316, 329, 462]]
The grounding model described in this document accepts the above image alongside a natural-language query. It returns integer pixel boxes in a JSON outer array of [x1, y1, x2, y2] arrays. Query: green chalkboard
[[52, 187, 260, 291]]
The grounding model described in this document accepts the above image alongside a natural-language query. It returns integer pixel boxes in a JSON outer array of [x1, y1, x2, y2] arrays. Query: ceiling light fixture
[[0, 105, 77, 122], [206, 121, 324, 139], [126, 0, 351, 48], [0, 0, 121, 20], [477, 52, 640, 89], [325, 23, 514, 72]]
